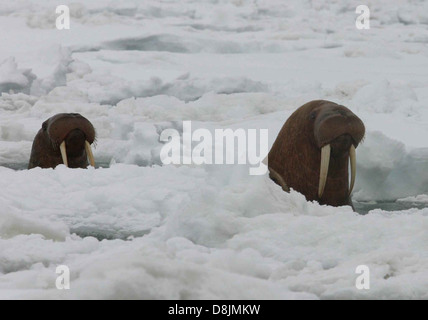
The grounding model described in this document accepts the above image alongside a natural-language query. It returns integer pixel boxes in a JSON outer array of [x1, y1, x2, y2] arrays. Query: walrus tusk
[[60, 141, 68, 167], [318, 144, 331, 199], [85, 141, 95, 167], [349, 144, 356, 196]]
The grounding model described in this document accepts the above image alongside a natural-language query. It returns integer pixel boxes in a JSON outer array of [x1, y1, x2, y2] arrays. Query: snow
[[0, 57, 36, 95], [398, 194, 428, 204], [0, 0, 427, 299]]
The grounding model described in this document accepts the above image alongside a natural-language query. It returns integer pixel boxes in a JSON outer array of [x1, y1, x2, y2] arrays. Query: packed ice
[[0, 0, 427, 299]]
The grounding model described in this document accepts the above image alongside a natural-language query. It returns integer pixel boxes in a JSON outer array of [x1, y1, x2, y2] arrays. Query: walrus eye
[[309, 112, 317, 120]]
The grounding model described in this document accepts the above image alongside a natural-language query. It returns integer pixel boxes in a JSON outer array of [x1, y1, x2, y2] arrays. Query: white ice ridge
[[0, 0, 427, 299]]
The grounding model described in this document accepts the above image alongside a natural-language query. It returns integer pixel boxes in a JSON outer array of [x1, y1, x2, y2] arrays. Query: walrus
[[28, 113, 96, 169], [266, 100, 365, 207]]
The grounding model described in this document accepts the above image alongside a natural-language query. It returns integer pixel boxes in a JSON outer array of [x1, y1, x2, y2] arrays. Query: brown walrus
[[28, 113, 96, 169], [266, 100, 365, 207]]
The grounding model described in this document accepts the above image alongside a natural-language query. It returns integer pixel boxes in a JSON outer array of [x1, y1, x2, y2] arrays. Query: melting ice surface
[[0, 0, 427, 299]]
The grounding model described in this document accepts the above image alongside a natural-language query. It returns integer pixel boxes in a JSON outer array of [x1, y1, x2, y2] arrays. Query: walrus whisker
[[318, 144, 331, 199], [349, 144, 356, 196], [85, 141, 95, 167], [60, 141, 68, 167], [91, 137, 98, 149]]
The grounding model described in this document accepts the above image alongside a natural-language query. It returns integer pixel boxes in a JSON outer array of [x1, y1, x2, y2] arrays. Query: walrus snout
[[314, 106, 365, 149], [46, 113, 96, 148], [313, 106, 365, 200], [330, 134, 353, 157], [64, 129, 87, 157], [317, 133, 357, 200]]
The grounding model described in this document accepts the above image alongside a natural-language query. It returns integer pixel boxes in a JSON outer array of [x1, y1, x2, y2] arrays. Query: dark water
[[354, 200, 427, 215], [71, 201, 427, 240], [70, 227, 150, 241]]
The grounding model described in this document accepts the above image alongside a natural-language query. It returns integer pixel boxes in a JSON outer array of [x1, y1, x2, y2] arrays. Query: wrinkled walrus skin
[[28, 113, 96, 169], [267, 100, 365, 208]]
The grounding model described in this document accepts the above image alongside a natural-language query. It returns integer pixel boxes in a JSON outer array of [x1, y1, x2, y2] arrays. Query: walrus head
[[28, 113, 96, 169], [267, 100, 365, 207]]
